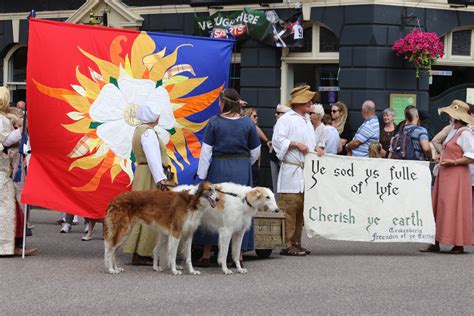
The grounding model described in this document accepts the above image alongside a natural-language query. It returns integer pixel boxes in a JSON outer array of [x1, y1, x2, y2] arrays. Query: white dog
[[172, 182, 279, 275]]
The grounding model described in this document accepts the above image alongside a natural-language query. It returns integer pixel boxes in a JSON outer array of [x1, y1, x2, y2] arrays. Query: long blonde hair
[[332, 101, 348, 134], [242, 107, 256, 118]]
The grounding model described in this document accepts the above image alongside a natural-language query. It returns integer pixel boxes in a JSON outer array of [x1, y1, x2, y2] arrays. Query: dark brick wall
[[239, 38, 281, 188], [0, 0, 85, 13], [312, 4, 474, 129]]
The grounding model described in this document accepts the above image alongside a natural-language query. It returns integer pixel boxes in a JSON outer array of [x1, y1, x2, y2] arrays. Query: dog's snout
[[215, 197, 220, 202], [274, 208, 280, 213]]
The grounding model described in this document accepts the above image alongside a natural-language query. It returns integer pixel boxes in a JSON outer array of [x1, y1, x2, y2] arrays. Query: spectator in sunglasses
[[331, 101, 353, 155]]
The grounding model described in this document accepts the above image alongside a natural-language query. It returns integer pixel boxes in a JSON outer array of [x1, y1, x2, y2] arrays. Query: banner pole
[[21, 204, 29, 259]]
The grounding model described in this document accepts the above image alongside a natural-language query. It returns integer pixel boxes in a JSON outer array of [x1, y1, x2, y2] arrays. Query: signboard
[[389, 93, 417, 124], [466, 88, 474, 105], [431, 70, 452, 76], [318, 86, 340, 92], [303, 154, 435, 243], [194, 8, 304, 47]]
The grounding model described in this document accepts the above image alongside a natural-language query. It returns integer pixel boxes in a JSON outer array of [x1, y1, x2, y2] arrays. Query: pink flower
[[392, 28, 443, 70]]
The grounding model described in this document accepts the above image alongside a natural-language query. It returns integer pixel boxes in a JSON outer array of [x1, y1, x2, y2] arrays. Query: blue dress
[[194, 115, 260, 251]]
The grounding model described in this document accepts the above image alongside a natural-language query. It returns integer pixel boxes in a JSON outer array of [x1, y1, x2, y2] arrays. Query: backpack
[[389, 126, 420, 160]]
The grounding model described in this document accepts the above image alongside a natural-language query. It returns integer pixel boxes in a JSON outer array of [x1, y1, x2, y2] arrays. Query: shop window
[[438, 27, 474, 65], [285, 23, 339, 58], [3, 45, 27, 103], [10, 46, 27, 82], [319, 27, 339, 53], [451, 30, 471, 56], [290, 64, 339, 108], [281, 24, 339, 106]]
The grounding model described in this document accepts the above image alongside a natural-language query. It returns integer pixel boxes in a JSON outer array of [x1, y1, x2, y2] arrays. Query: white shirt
[[272, 109, 316, 193], [197, 143, 260, 180], [141, 129, 166, 184], [325, 125, 340, 154], [444, 128, 474, 159], [314, 123, 328, 149]]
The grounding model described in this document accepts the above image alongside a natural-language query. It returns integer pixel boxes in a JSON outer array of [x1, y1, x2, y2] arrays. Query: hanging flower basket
[[392, 28, 445, 78]]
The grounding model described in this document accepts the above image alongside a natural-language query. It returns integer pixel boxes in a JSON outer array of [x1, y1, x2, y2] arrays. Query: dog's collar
[[215, 188, 253, 208], [215, 189, 239, 197], [243, 196, 253, 208]]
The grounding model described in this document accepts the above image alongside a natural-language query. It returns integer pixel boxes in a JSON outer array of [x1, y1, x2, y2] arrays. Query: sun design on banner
[[33, 32, 222, 191]]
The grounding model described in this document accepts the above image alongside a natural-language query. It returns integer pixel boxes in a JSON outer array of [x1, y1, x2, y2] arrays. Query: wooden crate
[[253, 211, 286, 249]]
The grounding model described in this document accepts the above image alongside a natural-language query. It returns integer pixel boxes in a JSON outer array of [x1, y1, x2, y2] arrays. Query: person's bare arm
[[420, 139, 432, 161], [431, 125, 451, 155]]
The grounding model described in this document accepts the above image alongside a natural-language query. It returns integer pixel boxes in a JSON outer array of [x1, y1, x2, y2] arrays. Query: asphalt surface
[[1, 208, 473, 315]]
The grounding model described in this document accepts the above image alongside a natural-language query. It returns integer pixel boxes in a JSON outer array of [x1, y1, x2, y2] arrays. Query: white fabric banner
[[303, 153, 435, 243]]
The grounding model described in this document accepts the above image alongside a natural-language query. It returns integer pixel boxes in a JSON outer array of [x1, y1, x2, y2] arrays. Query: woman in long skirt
[[195, 88, 260, 267], [421, 100, 474, 254]]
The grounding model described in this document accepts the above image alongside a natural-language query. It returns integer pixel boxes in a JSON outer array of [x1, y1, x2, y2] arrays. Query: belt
[[137, 162, 148, 165], [282, 160, 304, 169], [282, 160, 304, 177], [214, 154, 250, 160]]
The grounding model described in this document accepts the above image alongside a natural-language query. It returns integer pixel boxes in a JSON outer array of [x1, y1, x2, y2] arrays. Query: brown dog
[[103, 182, 218, 275]]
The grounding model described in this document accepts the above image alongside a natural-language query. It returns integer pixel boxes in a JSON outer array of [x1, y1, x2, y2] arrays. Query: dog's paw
[[116, 267, 124, 273], [153, 266, 164, 272], [222, 268, 233, 275], [171, 270, 183, 276], [188, 269, 201, 275], [108, 268, 122, 274], [237, 268, 247, 274], [176, 264, 183, 270]]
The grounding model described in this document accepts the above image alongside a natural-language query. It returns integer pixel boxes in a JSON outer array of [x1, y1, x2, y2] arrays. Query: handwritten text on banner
[[303, 154, 435, 243]]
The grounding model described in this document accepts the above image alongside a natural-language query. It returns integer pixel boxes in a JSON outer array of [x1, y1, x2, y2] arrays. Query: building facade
[[1, 0, 474, 187]]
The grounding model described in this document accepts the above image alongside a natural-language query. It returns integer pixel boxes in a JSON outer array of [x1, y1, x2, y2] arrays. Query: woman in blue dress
[[195, 88, 261, 267]]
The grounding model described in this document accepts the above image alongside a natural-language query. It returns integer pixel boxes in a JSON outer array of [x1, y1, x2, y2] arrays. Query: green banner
[[194, 8, 303, 47]]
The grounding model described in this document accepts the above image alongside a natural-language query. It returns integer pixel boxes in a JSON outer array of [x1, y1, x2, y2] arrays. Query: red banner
[[22, 19, 232, 218]]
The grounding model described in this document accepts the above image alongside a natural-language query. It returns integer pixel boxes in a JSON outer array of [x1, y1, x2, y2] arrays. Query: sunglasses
[[276, 111, 285, 115], [252, 115, 258, 118], [309, 112, 316, 115], [331, 109, 340, 113]]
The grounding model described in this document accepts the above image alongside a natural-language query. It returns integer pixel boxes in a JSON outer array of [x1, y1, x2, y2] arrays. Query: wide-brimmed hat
[[289, 85, 318, 105], [0, 86, 10, 113], [438, 100, 474, 125]]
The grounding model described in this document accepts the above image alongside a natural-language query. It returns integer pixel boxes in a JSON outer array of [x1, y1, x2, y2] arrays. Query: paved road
[[1, 209, 473, 315]]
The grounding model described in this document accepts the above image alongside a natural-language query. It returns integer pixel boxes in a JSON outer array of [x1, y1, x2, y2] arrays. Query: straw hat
[[0, 86, 10, 113], [438, 100, 474, 125], [289, 85, 318, 106]]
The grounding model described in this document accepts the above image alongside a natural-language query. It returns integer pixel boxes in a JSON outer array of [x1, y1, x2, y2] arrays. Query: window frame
[[3, 44, 27, 92], [280, 23, 339, 104], [438, 27, 474, 66]]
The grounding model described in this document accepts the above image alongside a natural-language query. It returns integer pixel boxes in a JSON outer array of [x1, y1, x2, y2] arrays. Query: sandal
[[449, 246, 464, 254], [419, 244, 440, 253], [295, 243, 311, 255], [280, 245, 306, 256], [131, 254, 154, 266]]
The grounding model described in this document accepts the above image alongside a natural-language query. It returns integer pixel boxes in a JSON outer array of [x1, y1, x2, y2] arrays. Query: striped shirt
[[352, 116, 380, 157]]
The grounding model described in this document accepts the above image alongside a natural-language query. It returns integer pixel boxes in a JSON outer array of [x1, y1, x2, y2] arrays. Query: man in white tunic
[[272, 85, 317, 256]]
